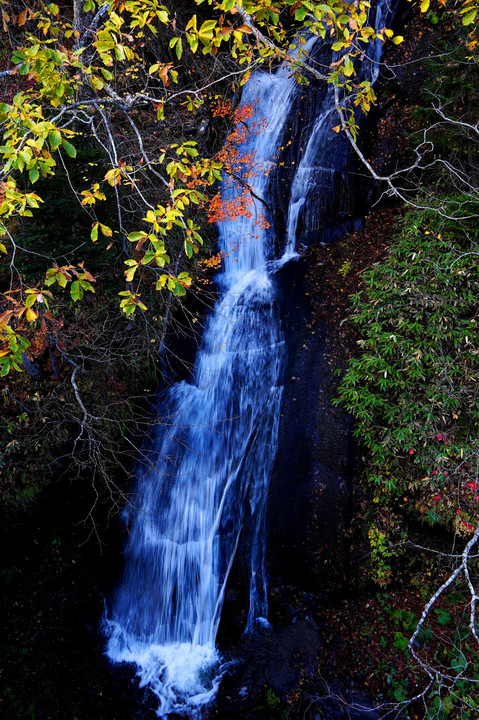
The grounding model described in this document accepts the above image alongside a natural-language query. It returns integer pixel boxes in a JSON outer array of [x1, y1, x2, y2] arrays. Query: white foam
[[106, 620, 220, 717]]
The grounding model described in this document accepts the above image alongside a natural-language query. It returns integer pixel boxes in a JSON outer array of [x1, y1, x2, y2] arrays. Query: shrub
[[336, 198, 479, 530]]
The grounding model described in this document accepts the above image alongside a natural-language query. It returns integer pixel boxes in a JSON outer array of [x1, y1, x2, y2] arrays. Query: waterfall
[[103, 2, 394, 716], [285, 0, 392, 248], [103, 53, 308, 716]]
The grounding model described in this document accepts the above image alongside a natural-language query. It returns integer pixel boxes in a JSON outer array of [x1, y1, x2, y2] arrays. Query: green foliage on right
[[336, 199, 479, 530]]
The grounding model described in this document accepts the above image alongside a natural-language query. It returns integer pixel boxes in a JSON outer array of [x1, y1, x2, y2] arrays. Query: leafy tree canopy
[[0, 0, 408, 375]]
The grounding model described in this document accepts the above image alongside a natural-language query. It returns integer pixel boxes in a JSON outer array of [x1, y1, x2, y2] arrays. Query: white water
[[104, 57, 308, 717], [285, 1, 390, 249], [104, 4, 393, 715]]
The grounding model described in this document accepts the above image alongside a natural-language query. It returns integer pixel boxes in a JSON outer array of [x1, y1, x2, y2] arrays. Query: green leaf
[[70, 280, 83, 302], [91, 223, 99, 242], [122, 303, 135, 316], [80, 280, 95, 293], [393, 631, 409, 652], [343, 56, 354, 77], [462, 9, 477, 25], [61, 139, 77, 158], [29, 165, 39, 184], [188, 34, 199, 53], [1, 360, 11, 377], [56, 272, 67, 288], [198, 19, 216, 42], [125, 260, 139, 281], [200, 19, 216, 32], [11, 51, 26, 64], [49, 130, 62, 150], [295, 7, 309, 21], [435, 608, 451, 626], [127, 231, 148, 242]]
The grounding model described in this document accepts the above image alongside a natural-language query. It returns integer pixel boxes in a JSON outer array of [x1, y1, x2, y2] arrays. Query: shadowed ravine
[[103, 5, 394, 716]]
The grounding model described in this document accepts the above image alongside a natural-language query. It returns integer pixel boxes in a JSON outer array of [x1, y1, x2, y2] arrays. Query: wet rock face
[[266, 262, 356, 596], [238, 618, 322, 692], [209, 618, 322, 720], [269, 43, 374, 251], [295, 168, 365, 247], [215, 258, 358, 716]]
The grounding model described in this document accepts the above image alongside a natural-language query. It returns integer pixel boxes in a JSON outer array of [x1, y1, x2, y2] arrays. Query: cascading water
[[285, 1, 391, 249], [103, 53, 310, 716], [104, 2, 395, 716]]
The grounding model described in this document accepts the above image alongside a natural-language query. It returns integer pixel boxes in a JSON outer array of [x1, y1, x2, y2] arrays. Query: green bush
[[336, 198, 479, 530]]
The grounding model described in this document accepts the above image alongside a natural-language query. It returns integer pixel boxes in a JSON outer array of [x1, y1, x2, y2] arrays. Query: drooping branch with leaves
[[0, 0, 407, 375]]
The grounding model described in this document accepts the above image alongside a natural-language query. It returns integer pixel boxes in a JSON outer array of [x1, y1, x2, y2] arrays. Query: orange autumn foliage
[[206, 102, 271, 227]]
